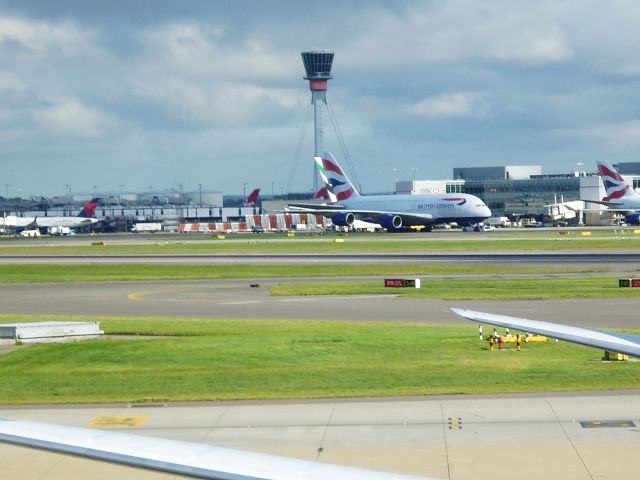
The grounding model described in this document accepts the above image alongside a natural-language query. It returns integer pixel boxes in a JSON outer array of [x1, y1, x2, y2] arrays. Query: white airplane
[[583, 160, 640, 224], [0, 417, 436, 480], [451, 308, 640, 358], [286, 152, 491, 232], [1, 198, 100, 231]]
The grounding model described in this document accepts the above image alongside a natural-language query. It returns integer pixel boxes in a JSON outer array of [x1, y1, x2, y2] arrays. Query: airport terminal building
[[396, 162, 640, 224], [3, 163, 640, 231]]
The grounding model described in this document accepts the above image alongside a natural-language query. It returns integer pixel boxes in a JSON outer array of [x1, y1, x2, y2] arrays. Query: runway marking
[[219, 301, 261, 306], [89, 416, 148, 428], [128, 292, 146, 301]]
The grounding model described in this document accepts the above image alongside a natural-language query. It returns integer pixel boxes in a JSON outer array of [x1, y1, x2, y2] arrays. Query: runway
[[1, 249, 639, 479], [1, 392, 639, 480], [1, 252, 640, 264], [0, 276, 639, 328]]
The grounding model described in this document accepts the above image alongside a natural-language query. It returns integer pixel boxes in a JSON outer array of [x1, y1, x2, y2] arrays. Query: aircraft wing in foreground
[[451, 308, 640, 358], [0, 418, 436, 480]]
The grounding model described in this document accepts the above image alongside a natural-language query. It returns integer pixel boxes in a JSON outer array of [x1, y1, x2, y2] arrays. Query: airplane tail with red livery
[[77, 198, 100, 218], [242, 189, 260, 207], [314, 152, 360, 203]]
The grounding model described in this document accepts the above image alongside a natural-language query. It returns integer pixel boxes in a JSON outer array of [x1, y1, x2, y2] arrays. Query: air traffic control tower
[[301, 50, 334, 192]]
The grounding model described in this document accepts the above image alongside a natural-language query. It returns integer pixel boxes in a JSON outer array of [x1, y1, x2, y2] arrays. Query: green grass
[[0, 316, 637, 404], [2, 236, 640, 255], [270, 277, 640, 300], [0, 263, 611, 283]]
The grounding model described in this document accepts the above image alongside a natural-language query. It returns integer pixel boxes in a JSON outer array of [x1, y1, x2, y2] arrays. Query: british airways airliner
[[287, 153, 491, 231], [582, 160, 640, 224]]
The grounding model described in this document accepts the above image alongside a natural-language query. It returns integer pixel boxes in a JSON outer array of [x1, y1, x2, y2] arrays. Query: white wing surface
[[451, 308, 640, 357], [0, 418, 436, 480]]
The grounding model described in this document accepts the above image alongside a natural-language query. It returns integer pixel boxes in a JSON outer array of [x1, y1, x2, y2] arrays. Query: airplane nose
[[482, 205, 492, 217]]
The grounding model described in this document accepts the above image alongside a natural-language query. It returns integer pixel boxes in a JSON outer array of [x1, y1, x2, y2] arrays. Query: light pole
[[411, 168, 418, 181], [243, 182, 247, 198]]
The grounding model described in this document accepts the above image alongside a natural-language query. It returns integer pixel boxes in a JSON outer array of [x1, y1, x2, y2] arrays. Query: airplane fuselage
[[343, 193, 491, 226]]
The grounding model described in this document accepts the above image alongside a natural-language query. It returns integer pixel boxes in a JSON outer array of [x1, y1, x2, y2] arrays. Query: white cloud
[[34, 99, 115, 137], [0, 71, 26, 93], [132, 76, 306, 126], [574, 121, 640, 148], [139, 22, 297, 81], [341, 1, 573, 68], [0, 16, 96, 55], [406, 92, 487, 118]]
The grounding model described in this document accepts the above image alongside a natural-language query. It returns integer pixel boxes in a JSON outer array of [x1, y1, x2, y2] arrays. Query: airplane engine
[[379, 214, 403, 231], [331, 212, 355, 227], [625, 213, 640, 225]]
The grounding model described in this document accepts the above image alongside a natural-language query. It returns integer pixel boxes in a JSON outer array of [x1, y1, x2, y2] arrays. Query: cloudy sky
[[1, 0, 640, 197]]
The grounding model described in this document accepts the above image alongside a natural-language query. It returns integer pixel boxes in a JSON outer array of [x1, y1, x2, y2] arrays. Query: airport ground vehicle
[[131, 222, 163, 233], [48, 226, 72, 236], [19, 229, 40, 237]]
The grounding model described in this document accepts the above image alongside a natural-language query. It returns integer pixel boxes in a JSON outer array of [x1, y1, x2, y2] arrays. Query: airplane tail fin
[[314, 152, 360, 202], [77, 198, 99, 218], [597, 160, 639, 201], [242, 188, 260, 207], [313, 187, 327, 199]]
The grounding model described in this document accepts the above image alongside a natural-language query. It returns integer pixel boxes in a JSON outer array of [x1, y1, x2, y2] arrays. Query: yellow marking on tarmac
[[128, 291, 147, 301], [89, 416, 148, 428], [127, 284, 243, 303]]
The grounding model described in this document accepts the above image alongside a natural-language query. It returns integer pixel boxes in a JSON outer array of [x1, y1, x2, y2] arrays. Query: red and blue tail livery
[[78, 198, 100, 218], [582, 161, 640, 225], [597, 161, 629, 201]]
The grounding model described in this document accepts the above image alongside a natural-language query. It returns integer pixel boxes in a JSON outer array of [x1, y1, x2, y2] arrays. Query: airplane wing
[[580, 199, 623, 208], [0, 418, 435, 480], [285, 202, 347, 212], [451, 308, 640, 357]]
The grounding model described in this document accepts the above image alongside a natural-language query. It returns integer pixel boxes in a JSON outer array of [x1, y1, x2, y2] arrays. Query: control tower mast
[[301, 50, 334, 193]]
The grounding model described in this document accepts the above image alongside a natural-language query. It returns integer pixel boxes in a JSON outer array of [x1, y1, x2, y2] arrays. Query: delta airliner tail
[[77, 198, 100, 218]]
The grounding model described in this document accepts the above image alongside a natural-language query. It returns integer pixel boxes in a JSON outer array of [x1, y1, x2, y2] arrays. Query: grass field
[[0, 316, 638, 404], [0, 263, 611, 283], [270, 277, 640, 300], [1, 235, 640, 255]]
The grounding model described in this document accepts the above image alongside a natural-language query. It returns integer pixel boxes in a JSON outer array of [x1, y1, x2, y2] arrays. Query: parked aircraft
[[242, 188, 260, 207], [0, 417, 435, 480], [1, 198, 100, 231], [451, 308, 640, 358], [583, 160, 640, 224], [286, 153, 491, 231]]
